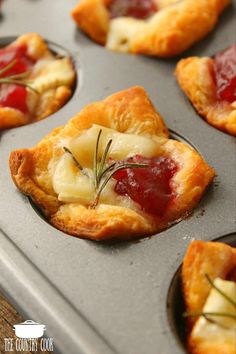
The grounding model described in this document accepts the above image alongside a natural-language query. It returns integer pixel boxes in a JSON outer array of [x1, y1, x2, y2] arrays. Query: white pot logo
[[13, 320, 46, 339]]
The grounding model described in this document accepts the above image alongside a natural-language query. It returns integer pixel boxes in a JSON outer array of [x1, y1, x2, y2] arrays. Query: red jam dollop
[[109, 0, 158, 19], [213, 44, 236, 103], [113, 155, 177, 217], [0, 44, 34, 113], [0, 85, 28, 113]]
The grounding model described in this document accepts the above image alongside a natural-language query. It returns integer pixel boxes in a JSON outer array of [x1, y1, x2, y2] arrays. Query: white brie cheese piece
[[53, 153, 94, 204], [106, 17, 146, 52], [32, 58, 74, 93], [68, 124, 158, 168]]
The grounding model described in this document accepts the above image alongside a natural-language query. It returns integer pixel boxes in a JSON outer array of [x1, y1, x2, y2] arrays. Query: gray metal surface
[[0, 1, 235, 353]]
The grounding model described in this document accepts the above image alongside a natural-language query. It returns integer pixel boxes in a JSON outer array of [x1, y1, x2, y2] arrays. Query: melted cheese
[[106, 17, 146, 52], [52, 124, 158, 207], [32, 58, 74, 94], [106, 1, 183, 53], [68, 124, 158, 167], [53, 153, 94, 204], [192, 278, 236, 342], [52, 153, 138, 208]]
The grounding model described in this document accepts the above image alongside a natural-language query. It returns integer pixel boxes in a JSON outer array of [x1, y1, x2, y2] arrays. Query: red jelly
[[0, 44, 34, 113], [213, 44, 236, 103], [113, 155, 177, 217], [0, 85, 28, 113], [109, 0, 158, 19]]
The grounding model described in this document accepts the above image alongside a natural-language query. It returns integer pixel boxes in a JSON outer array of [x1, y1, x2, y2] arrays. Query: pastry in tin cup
[[71, 0, 230, 58], [182, 240, 236, 354], [9, 86, 214, 241], [175, 44, 236, 136], [0, 33, 76, 129]]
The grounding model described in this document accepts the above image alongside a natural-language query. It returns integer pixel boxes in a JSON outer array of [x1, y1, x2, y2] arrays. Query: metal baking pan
[[0, 1, 235, 353]]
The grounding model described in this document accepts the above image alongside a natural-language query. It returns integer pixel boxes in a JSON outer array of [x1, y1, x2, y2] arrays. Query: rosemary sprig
[[63, 129, 148, 208], [183, 312, 236, 320], [97, 138, 113, 184], [91, 161, 148, 209], [63, 147, 88, 177], [183, 274, 236, 326], [93, 129, 102, 190], [0, 59, 38, 94], [0, 60, 17, 76], [90, 129, 148, 208]]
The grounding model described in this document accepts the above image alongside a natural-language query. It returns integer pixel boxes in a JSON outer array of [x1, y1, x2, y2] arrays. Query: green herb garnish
[[0, 59, 38, 94], [64, 129, 148, 208], [183, 311, 236, 320]]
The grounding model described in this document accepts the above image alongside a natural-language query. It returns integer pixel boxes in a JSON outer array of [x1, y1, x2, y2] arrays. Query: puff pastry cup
[[175, 45, 236, 136], [10, 87, 214, 241], [0, 33, 76, 130], [182, 240, 236, 354], [71, 0, 230, 57]]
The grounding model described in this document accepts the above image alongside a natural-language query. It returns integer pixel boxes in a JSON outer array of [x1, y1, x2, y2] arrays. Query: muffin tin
[[0, 1, 235, 354]]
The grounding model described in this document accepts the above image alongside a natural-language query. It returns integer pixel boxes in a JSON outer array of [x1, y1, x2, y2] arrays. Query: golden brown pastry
[[71, 0, 230, 57], [182, 240, 236, 354], [10, 87, 214, 241], [175, 44, 236, 136], [0, 33, 76, 129]]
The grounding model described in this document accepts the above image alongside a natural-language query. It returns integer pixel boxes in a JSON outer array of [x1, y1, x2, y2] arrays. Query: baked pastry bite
[[71, 0, 230, 57], [9, 87, 214, 241], [175, 44, 236, 136], [0, 33, 76, 129], [182, 240, 236, 354]]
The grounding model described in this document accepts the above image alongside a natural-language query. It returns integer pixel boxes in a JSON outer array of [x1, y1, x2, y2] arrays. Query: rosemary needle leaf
[[63, 146, 88, 176], [0, 59, 38, 94], [91, 162, 148, 209], [0, 79, 38, 94], [183, 311, 236, 329], [0, 59, 17, 76], [183, 311, 236, 320], [99, 162, 117, 180], [99, 162, 148, 194], [94, 129, 102, 189], [3, 72, 30, 80], [97, 138, 113, 182]]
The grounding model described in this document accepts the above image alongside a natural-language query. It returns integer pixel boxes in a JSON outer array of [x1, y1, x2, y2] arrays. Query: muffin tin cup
[[167, 233, 236, 352], [0, 1, 235, 354]]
